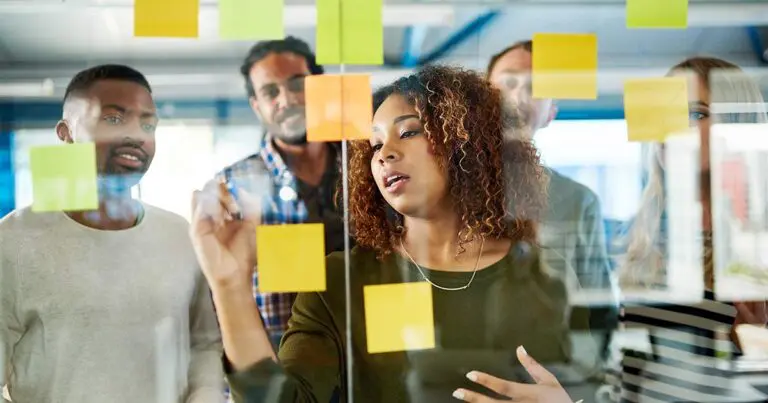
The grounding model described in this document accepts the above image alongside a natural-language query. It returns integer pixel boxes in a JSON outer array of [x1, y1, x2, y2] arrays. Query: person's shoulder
[[546, 168, 599, 204], [0, 206, 59, 233], [218, 154, 268, 178], [520, 242, 568, 293], [324, 247, 381, 288], [326, 246, 379, 272], [547, 168, 596, 196]]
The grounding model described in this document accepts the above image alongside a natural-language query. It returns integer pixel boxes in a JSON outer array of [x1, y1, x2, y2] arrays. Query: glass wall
[[3, 2, 768, 403]]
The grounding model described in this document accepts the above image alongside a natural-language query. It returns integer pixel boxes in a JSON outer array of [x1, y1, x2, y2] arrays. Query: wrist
[[210, 276, 253, 298]]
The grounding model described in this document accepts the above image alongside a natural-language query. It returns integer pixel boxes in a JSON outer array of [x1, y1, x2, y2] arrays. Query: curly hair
[[349, 65, 547, 258]]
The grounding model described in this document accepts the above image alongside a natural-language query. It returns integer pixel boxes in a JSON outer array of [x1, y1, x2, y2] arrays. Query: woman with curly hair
[[189, 65, 577, 402]]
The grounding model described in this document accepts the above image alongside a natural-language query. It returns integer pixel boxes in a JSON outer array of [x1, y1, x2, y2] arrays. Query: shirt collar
[[259, 134, 291, 182]]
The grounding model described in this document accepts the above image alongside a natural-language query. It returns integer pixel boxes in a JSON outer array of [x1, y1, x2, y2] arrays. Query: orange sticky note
[[306, 75, 373, 142], [256, 224, 326, 292], [624, 77, 689, 142], [364, 282, 436, 354], [532, 33, 598, 100], [134, 0, 198, 38]]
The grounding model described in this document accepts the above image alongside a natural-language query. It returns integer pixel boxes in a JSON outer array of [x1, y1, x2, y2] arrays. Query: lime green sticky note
[[317, 0, 341, 64], [134, 0, 198, 38], [30, 143, 98, 213], [364, 282, 436, 354], [624, 77, 689, 142], [316, 0, 383, 65], [532, 33, 598, 100], [627, 0, 688, 29], [256, 224, 326, 292], [219, 0, 284, 40]]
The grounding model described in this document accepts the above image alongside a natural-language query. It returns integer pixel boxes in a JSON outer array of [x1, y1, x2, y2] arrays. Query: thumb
[[230, 221, 257, 269], [516, 346, 559, 386]]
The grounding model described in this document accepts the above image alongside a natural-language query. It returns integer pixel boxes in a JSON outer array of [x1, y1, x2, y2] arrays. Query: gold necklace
[[400, 237, 486, 291]]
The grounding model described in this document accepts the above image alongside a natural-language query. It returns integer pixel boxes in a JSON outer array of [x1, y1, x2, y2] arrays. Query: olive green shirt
[[227, 243, 592, 403]]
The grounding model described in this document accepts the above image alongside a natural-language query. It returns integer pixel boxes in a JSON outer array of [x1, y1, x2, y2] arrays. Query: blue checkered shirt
[[217, 136, 308, 343]]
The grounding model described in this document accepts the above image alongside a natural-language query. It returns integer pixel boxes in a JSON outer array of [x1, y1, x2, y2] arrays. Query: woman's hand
[[734, 301, 768, 327], [189, 179, 262, 291], [452, 346, 576, 403]]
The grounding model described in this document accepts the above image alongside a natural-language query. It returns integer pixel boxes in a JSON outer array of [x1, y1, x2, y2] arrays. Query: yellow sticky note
[[134, 0, 198, 38], [627, 0, 688, 29], [364, 282, 436, 354], [532, 33, 598, 100], [316, 0, 383, 65], [219, 0, 283, 40], [624, 77, 689, 142], [30, 143, 98, 213], [306, 75, 373, 142], [256, 224, 326, 292]]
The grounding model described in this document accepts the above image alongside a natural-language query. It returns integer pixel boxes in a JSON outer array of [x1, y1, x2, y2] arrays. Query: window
[[536, 119, 643, 221]]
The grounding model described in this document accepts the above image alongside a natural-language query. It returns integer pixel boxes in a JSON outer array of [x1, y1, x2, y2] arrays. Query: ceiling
[[0, 0, 767, 99]]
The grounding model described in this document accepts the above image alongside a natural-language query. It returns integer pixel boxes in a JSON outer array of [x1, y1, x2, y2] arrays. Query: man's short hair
[[240, 36, 325, 98], [486, 39, 533, 78], [64, 64, 151, 102]]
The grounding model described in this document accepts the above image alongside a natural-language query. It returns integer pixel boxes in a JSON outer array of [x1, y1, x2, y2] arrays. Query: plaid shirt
[[218, 136, 308, 344], [219, 135, 345, 402]]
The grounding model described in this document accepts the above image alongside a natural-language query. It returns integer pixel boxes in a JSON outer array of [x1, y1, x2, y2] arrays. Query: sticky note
[[364, 282, 436, 354], [624, 77, 689, 142], [306, 75, 373, 142], [30, 143, 98, 213], [256, 224, 326, 292], [134, 0, 198, 38], [627, 0, 688, 29], [316, 0, 383, 65], [219, 0, 283, 40], [532, 33, 598, 100]]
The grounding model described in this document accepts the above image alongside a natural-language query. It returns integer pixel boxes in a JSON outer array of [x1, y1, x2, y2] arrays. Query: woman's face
[[657, 72, 712, 170], [370, 94, 450, 219]]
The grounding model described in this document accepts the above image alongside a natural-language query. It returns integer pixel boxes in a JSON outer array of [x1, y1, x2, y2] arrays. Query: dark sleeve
[[226, 268, 345, 403], [573, 194, 620, 363], [576, 194, 612, 291]]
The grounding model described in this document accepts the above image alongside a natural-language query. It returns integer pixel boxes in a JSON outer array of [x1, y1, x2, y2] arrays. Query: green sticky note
[[317, 0, 383, 65], [316, 0, 341, 64], [219, 0, 284, 40], [30, 143, 98, 213], [627, 0, 688, 29]]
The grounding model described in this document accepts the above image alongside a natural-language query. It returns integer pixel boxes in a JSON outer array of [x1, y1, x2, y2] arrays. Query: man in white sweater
[[0, 65, 223, 402]]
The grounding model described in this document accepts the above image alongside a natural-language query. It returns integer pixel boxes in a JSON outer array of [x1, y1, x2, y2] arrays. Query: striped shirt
[[607, 227, 767, 402], [613, 291, 756, 402]]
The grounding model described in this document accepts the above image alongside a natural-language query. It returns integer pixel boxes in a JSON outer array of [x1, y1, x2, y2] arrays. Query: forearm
[[211, 283, 276, 371]]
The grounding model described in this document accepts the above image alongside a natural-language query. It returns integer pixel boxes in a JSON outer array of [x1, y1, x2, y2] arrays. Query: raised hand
[[452, 346, 576, 403], [189, 179, 262, 290]]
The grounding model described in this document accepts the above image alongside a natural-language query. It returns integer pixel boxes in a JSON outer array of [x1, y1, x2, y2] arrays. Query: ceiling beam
[[418, 10, 501, 66]]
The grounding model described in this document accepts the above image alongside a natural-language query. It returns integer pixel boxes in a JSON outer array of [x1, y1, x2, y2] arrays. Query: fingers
[[218, 181, 242, 220], [190, 190, 215, 237], [464, 370, 533, 399], [516, 346, 559, 386], [451, 388, 497, 402], [735, 302, 768, 325], [735, 302, 757, 325], [194, 179, 238, 228]]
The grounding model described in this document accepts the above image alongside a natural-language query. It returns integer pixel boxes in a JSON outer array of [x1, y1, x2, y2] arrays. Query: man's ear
[[55, 120, 74, 143]]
